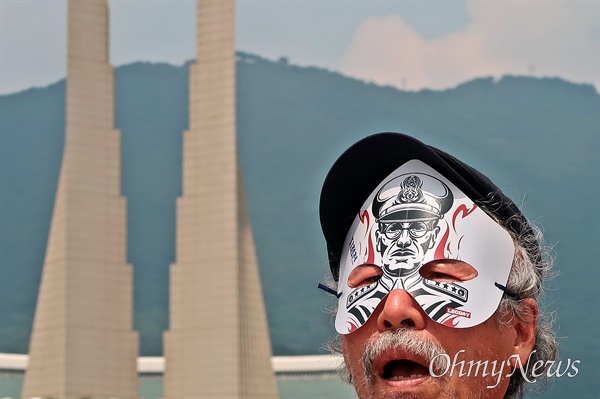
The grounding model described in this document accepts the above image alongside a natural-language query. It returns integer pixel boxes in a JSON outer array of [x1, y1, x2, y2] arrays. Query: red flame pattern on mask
[[360, 210, 375, 265], [452, 204, 478, 228], [435, 204, 479, 258], [442, 315, 460, 327]]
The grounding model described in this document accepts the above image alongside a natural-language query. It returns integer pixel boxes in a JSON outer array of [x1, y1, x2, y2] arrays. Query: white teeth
[[388, 374, 424, 381]]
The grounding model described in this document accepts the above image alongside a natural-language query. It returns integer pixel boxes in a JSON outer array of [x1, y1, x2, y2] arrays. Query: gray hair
[[498, 222, 558, 399], [324, 223, 558, 399]]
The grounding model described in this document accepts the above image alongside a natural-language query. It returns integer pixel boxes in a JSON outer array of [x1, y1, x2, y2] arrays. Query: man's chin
[[364, 373, 442, 399]]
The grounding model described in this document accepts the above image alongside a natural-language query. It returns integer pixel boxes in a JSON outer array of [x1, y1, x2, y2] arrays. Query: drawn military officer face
[[376, 219, 439, 277], [375, 175, 450, 278]]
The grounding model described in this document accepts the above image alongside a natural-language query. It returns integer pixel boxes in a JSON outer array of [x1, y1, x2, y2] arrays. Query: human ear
[[508, 298, 538, 368]]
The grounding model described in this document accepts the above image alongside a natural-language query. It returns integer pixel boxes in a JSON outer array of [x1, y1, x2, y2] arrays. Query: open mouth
[[381, 359, 430, 381]]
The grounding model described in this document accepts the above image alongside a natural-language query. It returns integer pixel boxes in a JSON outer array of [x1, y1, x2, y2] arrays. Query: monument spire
[[163, 1, 278, 397], [21, 1, 138, 398]]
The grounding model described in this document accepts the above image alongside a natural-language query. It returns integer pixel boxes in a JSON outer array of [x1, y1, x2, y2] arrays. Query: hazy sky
[[1, 0, 598, 95]]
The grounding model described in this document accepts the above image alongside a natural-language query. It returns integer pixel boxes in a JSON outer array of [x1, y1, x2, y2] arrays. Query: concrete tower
[[163, 1, 278, 397], [21, 1, 138, 398]]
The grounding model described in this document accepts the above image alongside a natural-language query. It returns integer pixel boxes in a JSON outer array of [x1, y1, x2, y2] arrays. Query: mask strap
[[494, 282, 521, 300], [318, 283, 342, 298]]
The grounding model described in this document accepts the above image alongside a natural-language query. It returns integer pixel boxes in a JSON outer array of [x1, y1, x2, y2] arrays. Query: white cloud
[[340, 1, 599, 91]]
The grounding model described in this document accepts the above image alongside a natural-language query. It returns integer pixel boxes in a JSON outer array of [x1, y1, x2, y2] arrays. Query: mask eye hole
[[419, 260, 478, 282], [347, 264, 383, 288]]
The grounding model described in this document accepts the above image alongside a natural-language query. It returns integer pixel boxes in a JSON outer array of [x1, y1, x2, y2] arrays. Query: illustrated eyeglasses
[[382, 221, 433, 239]]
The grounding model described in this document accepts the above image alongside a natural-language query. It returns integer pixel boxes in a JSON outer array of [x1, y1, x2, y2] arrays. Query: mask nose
[[396, 229, 412, 248], [376, 289, 427, 331]]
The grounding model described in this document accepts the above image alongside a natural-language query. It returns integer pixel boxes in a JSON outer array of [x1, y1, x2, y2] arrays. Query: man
[[319, 133, 558, 399]]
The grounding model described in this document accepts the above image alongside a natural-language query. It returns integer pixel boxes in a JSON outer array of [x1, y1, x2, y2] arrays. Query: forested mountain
[[1, 52, 597, 396]]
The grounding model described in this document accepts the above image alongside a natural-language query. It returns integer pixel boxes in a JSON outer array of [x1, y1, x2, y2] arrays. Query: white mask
[[335, 160, 514, 334]]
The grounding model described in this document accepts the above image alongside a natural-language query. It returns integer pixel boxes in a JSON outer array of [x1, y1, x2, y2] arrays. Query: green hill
[[1, 52, 598, 396]]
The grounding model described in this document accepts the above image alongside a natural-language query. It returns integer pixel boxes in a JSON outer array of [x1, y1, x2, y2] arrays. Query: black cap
[[319, 132, 541, 281]]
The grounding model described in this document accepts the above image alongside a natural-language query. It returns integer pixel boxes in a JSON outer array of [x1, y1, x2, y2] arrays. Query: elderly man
[[319, 133, 558, 399]]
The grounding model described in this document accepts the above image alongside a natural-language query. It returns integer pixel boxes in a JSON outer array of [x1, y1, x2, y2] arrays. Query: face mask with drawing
[[335, 160, 515, 334]]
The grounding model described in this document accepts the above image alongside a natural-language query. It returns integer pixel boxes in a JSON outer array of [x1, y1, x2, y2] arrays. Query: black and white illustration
[[373, 173, 453, 280], [335, 160, 515, 333]]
